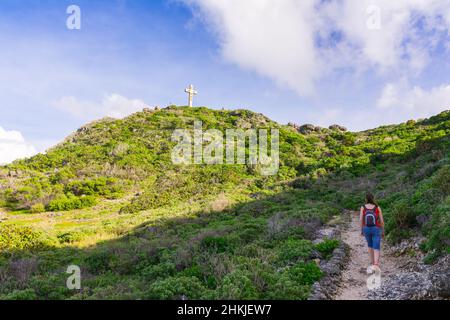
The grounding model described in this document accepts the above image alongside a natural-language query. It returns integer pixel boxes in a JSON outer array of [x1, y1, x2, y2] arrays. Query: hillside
[[0, 106, 449, 300]]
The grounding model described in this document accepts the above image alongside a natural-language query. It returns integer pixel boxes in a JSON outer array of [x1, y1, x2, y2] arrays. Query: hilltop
[[0, 106, 448, 300]]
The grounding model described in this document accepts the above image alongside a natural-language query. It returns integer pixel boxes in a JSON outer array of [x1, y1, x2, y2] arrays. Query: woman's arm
[[379, 207, 385, 238], [378, 207, 385, 227]]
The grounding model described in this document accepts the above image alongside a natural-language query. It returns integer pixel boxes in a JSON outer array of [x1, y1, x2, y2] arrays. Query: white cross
[[185, 84, 197, 107]]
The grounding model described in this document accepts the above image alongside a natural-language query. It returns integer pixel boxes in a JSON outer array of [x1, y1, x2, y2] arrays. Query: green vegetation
[[0, 225, 56, 253], [0, 106, 448, 300], [315, 239, 340, 260], [47, 195, 97, 212]]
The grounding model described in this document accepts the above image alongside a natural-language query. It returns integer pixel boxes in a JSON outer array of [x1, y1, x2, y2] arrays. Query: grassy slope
[[0, 106, 448, 300]]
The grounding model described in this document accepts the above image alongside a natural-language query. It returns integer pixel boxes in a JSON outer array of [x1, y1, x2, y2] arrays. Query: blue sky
[[0, 0, 449, 164]]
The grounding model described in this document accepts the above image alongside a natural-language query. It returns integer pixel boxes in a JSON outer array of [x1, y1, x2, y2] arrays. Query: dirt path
[[335, 212, 401, 300]]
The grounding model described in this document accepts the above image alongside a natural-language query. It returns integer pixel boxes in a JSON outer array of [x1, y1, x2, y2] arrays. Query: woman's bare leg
[[368, 248, 374, 265], [374, 249, 380, 266]]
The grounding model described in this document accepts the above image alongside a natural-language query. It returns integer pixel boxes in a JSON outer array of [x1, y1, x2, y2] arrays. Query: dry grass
[[210, 193, 231, 212], [8, 257, 39, 288]]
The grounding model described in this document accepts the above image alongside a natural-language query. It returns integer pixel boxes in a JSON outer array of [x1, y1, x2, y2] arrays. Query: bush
[[266, 262, 322, 300], [28, 274, 71, 299], [238, 224, 264, 243], [0, 225, 55, 253], [141, 262, 176, 280], [385, 199, 416, 243], [266, 273, 310, 300], [421, 200, 450, 261], [315, 239, 340, 260], [85, 250, 117, 274], [2, 289, 38, 300], [57, 231, 85, 244], [146, 276, 208, 300], [389, 200, 417, 230], [288, 262, 323, 285], [201, 236, 236, 253], [431, 165, 450, 196], [77, 281, 143, 300], [30, 203, 45, 213], [119, 191, 167, 214], [65, 177, 124, 199], [277, 238, 313, 263], [47, 195, 97, 212], [214, 270, 258, 299], [179, 264, 204, 280]]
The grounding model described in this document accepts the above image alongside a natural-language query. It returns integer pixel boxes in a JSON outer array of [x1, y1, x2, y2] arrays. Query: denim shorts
[[363, 226, 381, 250]]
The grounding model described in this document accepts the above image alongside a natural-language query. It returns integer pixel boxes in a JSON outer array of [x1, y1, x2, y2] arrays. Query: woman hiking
[[360, 193, 385, 267]]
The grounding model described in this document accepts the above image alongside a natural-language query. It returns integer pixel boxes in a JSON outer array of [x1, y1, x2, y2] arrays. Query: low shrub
[[57, 231, 85, 244], [431, 165, 450, 195], [65, 177, 124, 199], [214, 270, 259, 299], [47, 195, 97, 212], [141, 262, 176, 280], [266, 262, 322, 300], [0, 225, 56, 253], [288, 262, 323, 285], [315, 239, 340, 260], [30, 203, 45, 214], [2, 289, 38, 300], [266, 273, 310, 300], [28, 274, 71, 299], [421, 200, 450, 262], [277, 238, 313, 263], [201, 236, 236, 254], [84, 250, 117, 274], [146, 276, 208, 300], [119, 191, 168, 214], [389, 200, 417, 230]]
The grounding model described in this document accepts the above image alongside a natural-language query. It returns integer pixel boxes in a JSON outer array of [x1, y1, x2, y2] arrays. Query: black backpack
[[363, 205, 378, 227]]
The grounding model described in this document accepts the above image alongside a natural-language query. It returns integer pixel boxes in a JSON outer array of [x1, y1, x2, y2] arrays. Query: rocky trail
[[311, 210, 448, 300], [335, 211, 403, 300], [325, 211, 450, 300]]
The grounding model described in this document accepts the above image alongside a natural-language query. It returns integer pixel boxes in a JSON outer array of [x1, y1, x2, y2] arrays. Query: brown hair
[[365, 192, 378, 206]]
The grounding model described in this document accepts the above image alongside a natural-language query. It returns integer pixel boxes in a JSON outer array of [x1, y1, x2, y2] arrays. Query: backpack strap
[[362, 205, 367, 217]]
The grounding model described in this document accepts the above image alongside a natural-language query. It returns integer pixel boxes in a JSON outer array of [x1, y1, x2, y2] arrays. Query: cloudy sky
[[0, 0, 449, 164]]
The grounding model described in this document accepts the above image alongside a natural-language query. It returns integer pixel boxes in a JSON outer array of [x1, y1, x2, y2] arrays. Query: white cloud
[[377, 81, 450, 118], [55, 94, 149, 119], [185, 0, 450, 96], [186, 0, 320, 96], [331, 0, 450, 72], [0, 127, 37, 165]]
